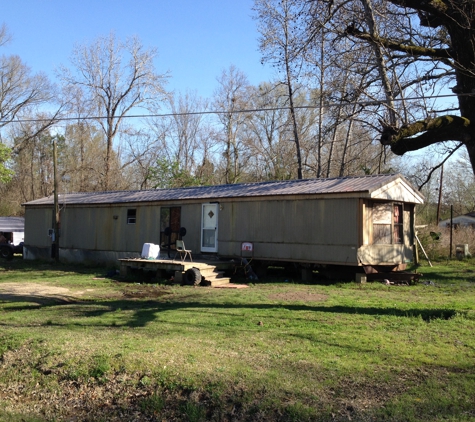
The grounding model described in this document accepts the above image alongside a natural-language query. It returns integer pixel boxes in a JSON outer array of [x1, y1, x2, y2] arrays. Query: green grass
[[0, 258, 474, 421]]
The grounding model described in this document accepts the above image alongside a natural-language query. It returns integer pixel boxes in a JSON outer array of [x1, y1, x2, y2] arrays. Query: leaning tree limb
[[380, 115, 471, 155], [345, 25, 453, 60]]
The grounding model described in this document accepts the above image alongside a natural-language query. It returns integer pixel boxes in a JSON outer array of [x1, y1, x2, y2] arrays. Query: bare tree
[[308, 1, 475, 174], [63, 122, 109, 192], [443, 151, 475, 215], [120, 130, 162, 190], [0, 24, 11, 48], [59, 84, 104, 192], [162, 90, 208, 174], [0, 28, 55, 135], [145, 90, 215, 188], [244, 83, 295, 180], [59, 33, 169, 190], [254, 0, 306, 179], [7, 123, 60, 202], [0, 56, 53, 131], [0, 26, 60, 208], [212, 65, 252, 184]]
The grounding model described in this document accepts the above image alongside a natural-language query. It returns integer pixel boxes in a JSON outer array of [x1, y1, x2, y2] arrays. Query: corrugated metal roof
[[23, 174, 421, 206], [0, 217, 25, 232], [439, 212, 475, 226]]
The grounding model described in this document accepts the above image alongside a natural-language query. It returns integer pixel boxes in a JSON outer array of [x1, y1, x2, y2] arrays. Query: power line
[[1, 93, 462, 125]]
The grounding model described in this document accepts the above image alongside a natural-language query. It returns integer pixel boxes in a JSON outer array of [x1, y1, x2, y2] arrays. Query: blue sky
[[1, 0, 275, 99]]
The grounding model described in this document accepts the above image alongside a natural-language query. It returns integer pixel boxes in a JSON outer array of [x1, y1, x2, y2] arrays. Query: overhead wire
[[0, 93, 464, 125]]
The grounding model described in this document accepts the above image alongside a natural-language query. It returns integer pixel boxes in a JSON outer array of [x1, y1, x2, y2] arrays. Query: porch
[[118, 257, 240, 287]]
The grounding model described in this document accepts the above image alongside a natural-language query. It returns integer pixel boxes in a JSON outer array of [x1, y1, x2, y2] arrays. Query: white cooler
[[141, 243, 160, 259]]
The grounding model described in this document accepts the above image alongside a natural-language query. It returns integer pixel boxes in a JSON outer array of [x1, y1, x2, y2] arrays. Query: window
[[127, 209, 136, 224], [393, 204, 403, 244], [372, 203, 403, 244]]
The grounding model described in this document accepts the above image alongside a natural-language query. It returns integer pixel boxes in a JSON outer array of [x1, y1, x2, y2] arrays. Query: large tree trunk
[[449, 5, 475, 173], [343, 1, 475, 174], [373, 3, 475, 173]]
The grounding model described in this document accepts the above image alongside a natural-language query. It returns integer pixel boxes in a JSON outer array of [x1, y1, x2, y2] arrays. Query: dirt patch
[[0, 283, 89, 304], [122, 284, 172, 299], [0, 282, 173, 303], [268, 291, 328, 302], [0, 283, 324, 303]]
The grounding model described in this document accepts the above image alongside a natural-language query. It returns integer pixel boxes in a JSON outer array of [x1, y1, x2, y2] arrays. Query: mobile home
[[22, 174, 423, 272]]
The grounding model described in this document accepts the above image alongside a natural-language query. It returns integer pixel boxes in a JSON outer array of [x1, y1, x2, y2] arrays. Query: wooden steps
[[118, 257, 243, 288], [198, 266, 232, 286]]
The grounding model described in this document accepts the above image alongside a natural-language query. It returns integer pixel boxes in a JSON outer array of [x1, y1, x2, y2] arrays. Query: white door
[[201, 204, 218, 253]]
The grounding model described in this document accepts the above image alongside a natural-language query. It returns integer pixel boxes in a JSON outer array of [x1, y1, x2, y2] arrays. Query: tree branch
[[380, 115, 471, 155], [387, 0, 449, 25], [345, 25, 453, 59], [418, 142, 463, 190]]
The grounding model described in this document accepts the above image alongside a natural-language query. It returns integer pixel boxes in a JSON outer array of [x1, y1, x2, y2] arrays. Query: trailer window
[[127, 209, 136, 224], [393, 204, 403, 244], [373, 203, 403, 244]]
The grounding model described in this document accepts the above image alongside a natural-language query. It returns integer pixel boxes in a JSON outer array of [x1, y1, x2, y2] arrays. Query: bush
[[417, 224, 475, 260]]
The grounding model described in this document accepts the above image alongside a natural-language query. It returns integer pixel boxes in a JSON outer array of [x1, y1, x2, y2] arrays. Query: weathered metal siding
[[129, 206, 161, 249], [24, 207, 52, 248], [58, 203, 203, 254], [176, 203, 202, 252], [60, 205, 174, 253], [60, 206, 120, 250], [22, 202, 205, 263], [218, 197, 359, 264]]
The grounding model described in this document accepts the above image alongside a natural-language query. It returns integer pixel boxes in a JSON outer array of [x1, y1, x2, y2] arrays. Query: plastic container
[[141, 243, 160, 259]]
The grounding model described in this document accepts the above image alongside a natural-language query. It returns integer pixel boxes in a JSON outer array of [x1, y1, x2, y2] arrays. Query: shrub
[[417, 224, 475, 260]]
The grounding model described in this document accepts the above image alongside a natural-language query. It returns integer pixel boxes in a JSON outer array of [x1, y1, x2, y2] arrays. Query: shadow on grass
[[0, 258, 104, 272], [0, 292, 458, 328]]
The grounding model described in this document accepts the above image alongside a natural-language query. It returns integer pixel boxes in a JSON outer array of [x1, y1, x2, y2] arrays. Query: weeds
[[418, 224, 475, 261], [180, 401, 207, 422], [89, 354, 111, 379], [139, 391, 165, 415]]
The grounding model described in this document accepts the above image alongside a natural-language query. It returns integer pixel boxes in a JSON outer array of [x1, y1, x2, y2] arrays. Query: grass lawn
[[0, 259, 474, 421]]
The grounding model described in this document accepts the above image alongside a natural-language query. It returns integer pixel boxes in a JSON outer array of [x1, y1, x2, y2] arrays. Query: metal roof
[[0, 217, 25, 232], [23, 174, 423, 206], [439, 212, 475, 227]]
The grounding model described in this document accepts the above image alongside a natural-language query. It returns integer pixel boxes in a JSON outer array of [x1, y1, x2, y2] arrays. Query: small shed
[[22, 174, 423, 270]]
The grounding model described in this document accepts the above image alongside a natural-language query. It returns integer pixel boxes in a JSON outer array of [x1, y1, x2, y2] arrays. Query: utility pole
[[450, 205, 453, 259], [52, 137, 60, 262], [436, 165, 443, 224]]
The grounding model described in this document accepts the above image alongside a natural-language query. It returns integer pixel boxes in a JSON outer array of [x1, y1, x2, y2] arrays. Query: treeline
[[0, 33, 401, 216], [1, 0, 472, 221]]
